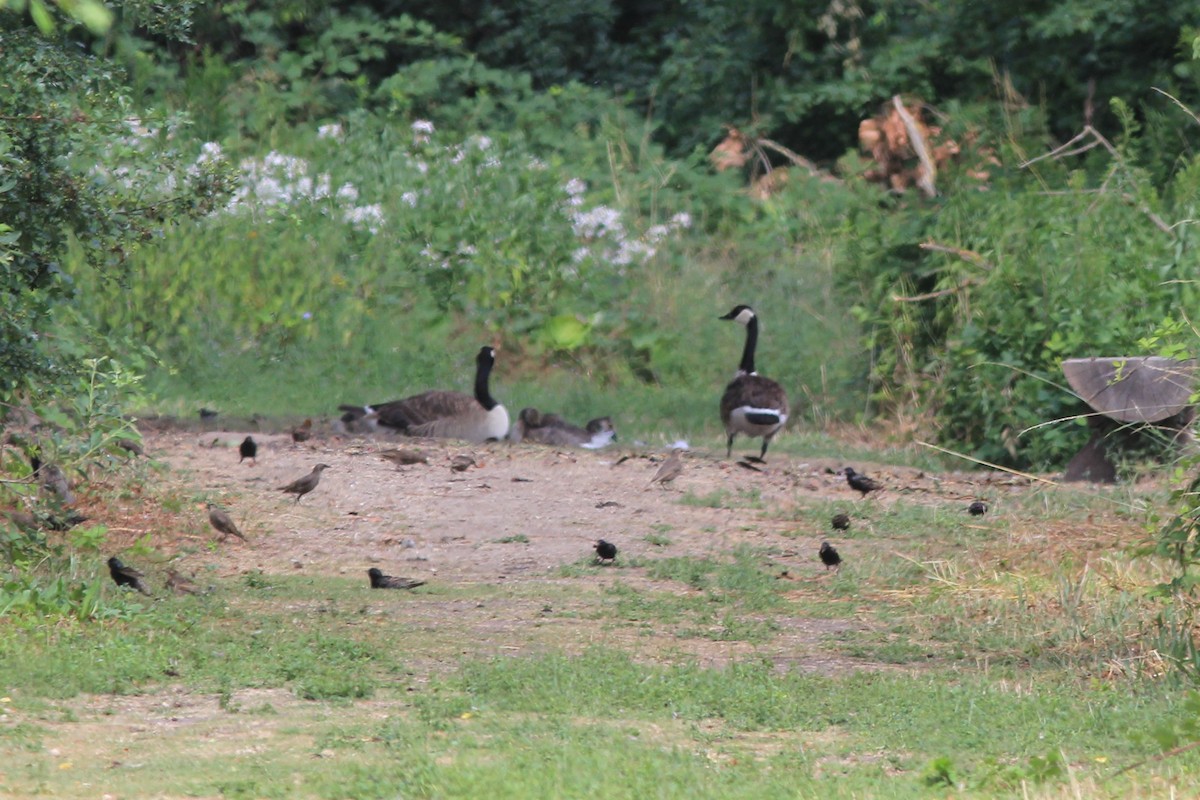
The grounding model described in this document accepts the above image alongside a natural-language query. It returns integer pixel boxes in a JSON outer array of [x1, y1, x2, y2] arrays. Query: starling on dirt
[[43, 510, 88, 531], [594, 539, 618, 564], [239, 436, 257, 465], [279, 463, 329, 503], [107, 556, 152, 596], [116, 438, 144, 457], [449, 454, 476, 473], [367, 568, 426, 590], [379, 448, 429, 466], [831, 513, 851, 531], [819, 541, 842, 571], [968, 500, 988, 516], [207, 502, 246, 541], [291, 419, 313, 443], [166, 568, 201, 595], [842, 467, 882, 498], [649, 450, 684, 487]]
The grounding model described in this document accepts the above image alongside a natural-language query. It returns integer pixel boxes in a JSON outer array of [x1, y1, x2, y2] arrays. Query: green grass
[[1, 466, 1194, 798]]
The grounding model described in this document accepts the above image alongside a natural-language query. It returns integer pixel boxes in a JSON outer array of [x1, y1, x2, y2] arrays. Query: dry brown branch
[[757, 137, 838, 181], [892, 280, 982, 303], [892, 96, 937, 197], [1152, 86, 1200, 129], [918, 241, 995, 270], [1115, 739, 1200, 777]]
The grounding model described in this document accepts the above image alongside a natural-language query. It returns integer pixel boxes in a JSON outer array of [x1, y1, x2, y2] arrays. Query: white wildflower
[[401, 191, 418, 208], [563, 178, 587, 196], [337, 183, 359, 202], [317, 123, 344, 140], [670, 211, 693, 229]]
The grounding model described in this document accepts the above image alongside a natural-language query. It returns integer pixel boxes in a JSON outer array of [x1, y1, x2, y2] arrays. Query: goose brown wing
[[374, 390, 477, 431]]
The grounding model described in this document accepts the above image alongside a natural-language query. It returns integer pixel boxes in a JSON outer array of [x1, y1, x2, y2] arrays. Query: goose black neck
[[474, 352, 498, 410], [739, 316, 759, 375]]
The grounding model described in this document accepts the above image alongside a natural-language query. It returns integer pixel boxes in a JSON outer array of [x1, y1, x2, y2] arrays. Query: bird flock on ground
[[9, 304, 988, 597]]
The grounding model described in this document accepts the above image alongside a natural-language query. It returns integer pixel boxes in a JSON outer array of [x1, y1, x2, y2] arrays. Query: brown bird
[[649, 450, 684, 487], [279, 463, 330, 503], [449, 454, 476, 473], [367, 568, 425, 590], [819, 541, 842, 571], [31, 456, 75, 506], [831, 513, 851, 531], [379, 448, 429, 466], [291, 419, 313, 443], [207, 502, 246, 541], [107, 556, 152, 596], [239, 436, 257, 465], [166, 568, 201, 595]]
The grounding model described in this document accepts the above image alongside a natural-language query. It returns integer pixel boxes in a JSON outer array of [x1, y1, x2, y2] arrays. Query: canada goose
[[718, 305, 789, 462], [509, 407, 617, 449], [279, 463, 330, 503], [340, 346, 510, 443]]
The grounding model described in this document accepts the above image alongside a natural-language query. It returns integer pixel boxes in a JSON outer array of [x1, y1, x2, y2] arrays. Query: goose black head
[[718, 305, 756, 326]]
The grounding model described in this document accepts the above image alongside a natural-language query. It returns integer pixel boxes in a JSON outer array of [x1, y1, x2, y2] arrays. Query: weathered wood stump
[[1061, 357, 1196, 482]]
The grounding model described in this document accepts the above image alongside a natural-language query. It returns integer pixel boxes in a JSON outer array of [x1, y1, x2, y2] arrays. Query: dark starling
[[239, 436, 257, 465], [819, 541, 842, 571], [107, 556, 152, 596], [842, 467, 882, 497], [291, 419, 313, 443], [199, 408, 219, 420], [43, 510, 88, 531], [166, 568, 200, 595], [367, 568, 426, 590], [116, 438, 144, 457], [968, 500, 988, 516], [207, 502, 246, 541], [649, 450, 684, 486], [831, 513, 851, 531], [594, 539, 618, 563], [379, 448, 429, 466], [279, 463, 329, 503]]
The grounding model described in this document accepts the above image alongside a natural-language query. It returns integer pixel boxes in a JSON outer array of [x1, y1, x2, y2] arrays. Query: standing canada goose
[[718, 305, 790, 462], [340, 346, 510, 443], [509, 407, 617, 449]]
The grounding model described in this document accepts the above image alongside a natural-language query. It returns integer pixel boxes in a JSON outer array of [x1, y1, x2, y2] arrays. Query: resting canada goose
[[509, 407, 617, 449], [718, 305, 789, 462], [340, 346, 510, 443]]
